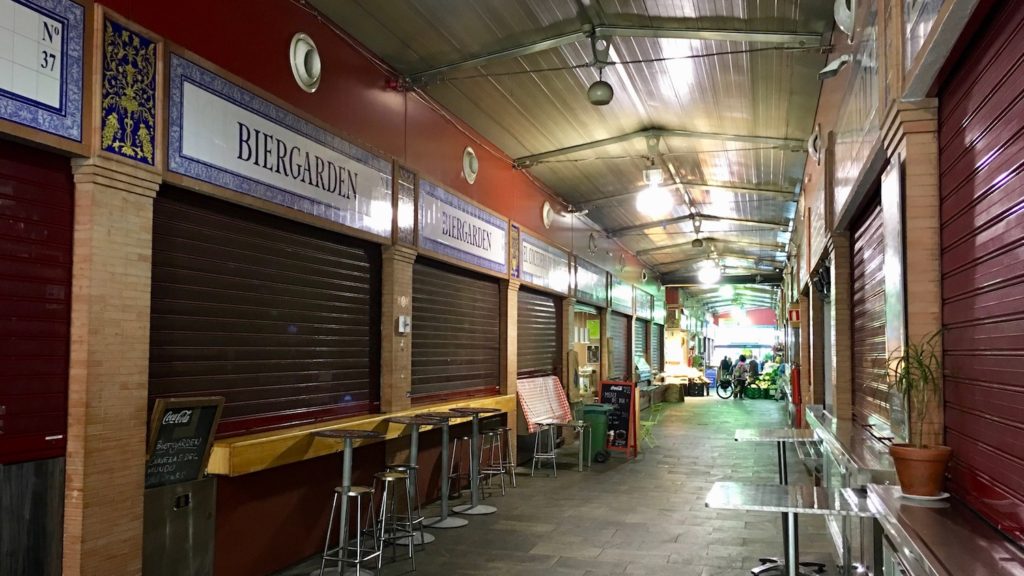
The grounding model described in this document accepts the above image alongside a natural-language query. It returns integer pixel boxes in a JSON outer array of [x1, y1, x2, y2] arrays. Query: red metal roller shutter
[[0, 141, 73, 464], [851, 201, 890, 427], [939, 0, 1024, 544], [608, 312, 630, 381], [150, 188, 381, 436], [517, 288, 561, 378], [412, 260, 500, 402]]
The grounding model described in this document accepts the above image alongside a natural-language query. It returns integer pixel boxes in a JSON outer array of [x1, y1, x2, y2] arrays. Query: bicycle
[[715, 378, 735, 399]]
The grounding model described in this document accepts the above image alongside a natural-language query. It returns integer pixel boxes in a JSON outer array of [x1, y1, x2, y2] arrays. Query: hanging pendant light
[[587, 68, 614, 106]]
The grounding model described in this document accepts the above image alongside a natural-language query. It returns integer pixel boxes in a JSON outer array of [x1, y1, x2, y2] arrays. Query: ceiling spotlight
[[636, 184, 673, 218], [588, 69, 614, 106], [719, 284, 734, 298], [818, 54, 852, 80], [698, 263, 722, 285]]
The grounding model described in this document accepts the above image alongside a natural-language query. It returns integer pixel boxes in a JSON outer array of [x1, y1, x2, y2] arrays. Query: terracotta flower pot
[[889, 444, 953, 497]]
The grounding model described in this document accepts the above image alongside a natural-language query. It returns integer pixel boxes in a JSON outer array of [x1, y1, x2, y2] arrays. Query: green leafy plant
[[887, 330, 943, 449]]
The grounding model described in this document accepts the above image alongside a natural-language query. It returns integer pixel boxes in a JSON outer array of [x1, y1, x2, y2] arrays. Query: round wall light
[[290, 33, 322, 93], [462, 146, 479, 184]]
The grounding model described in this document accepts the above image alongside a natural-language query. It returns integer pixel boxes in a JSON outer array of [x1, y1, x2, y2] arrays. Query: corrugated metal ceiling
[[309, 0, 831, 307]]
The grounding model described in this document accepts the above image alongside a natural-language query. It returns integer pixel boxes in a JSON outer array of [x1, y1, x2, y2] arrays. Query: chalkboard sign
[[145, 397, 224, 489], [600, 381, 637, 458]]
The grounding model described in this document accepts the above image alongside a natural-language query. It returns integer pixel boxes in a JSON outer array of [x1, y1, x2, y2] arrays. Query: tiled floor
[[277, 396, 836, 576]]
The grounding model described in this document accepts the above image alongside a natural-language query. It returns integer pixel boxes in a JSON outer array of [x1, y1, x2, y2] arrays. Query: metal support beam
[[407, 25, 822, 84], [575, 181, 795, 212], [608, 212, 788, 238], [515, 128, 803, 168], [637, 237, 786, 256], [650, 253, 783, 270]]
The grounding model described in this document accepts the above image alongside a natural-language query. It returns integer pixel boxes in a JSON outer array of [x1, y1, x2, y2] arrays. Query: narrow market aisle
[[279, 396, 834, 576]]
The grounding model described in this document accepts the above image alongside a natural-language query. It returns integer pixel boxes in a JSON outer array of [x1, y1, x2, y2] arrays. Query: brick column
[[64, 157, 160, 576], [380, 245, 416, 412], [809, 286, 826, 405], [500, 279, 520, 455], [798, 294, 811, 406], [883, 99, 944, 445], [830, 235, 854, 420]]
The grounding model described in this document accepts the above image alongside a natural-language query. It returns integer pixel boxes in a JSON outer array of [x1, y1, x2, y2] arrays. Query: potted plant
[[887, 330, 952, 497]]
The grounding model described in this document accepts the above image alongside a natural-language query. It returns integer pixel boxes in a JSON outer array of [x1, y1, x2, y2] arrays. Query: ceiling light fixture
[[697, 260, 722, 285], [587, 68, 614, 105], [691, 217, 704, 248], [635, 160, 671, 218]]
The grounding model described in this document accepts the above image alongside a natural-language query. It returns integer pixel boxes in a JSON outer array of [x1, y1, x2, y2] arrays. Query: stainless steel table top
[[734, 428, 817, 442], [868, 484, 1024, 576], [706, 482, 876, 517]]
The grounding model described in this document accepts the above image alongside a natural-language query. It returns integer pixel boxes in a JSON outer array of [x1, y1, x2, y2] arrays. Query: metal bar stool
[[312, 428, 384, 576], [479, 429, 506, 496], [373, 470, 416, 570], [418, 411, 469, 529], [450, 406, 502, 515], [493, 426, 517, 487], [531, 420, 559, 477], [385, 414, 443, 546], [448, 434, 472, 499]]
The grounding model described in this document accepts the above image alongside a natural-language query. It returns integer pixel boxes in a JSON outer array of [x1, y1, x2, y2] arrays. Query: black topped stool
[[417, 411, 469, 529], [313, 428, 384, 576], [449, 407, 502, 515]]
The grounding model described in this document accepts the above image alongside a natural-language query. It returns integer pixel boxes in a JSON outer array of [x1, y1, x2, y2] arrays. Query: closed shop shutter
[[0, 141, 73, 464], [851, 201, 889, 427], [939, 1, 1024, 544], [634, 319, 649, 362], [517, 288, 561, 378], [608, 312, 630, 380], [412, 260, 500, 401], [651, 324, 664, 372], [149, 188, 381, 436]]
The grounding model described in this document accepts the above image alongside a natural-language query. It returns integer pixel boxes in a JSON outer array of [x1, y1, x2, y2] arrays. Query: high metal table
[[449, 407, 501, 515], [311, 428, 384, 572], [417, 411, 469, 529], [734, 428, 822, 576], [385, 415, 443, 545], [706, 482, 877, 576]]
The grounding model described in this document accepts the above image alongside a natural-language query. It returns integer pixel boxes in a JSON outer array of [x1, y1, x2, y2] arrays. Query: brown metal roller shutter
[[651, 324, 664, 372], [608, 312, 630, 380], [851, 201, 889, 427], [517, 288, 561, 378], [0, 141, 73, 464], [412, 260, 500, 401], [939, 1, 1024, 544], [149, 188, 381, 436], [634, 319, 649, 362]]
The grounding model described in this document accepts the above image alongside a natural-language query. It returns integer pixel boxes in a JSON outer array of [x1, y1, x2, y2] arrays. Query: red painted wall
[[714, 308, 777, 326], [95, 0, 603, 255]]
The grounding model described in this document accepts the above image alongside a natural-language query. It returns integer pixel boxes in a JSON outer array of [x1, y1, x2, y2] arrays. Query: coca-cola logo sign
[[162, 409, 193, 425]]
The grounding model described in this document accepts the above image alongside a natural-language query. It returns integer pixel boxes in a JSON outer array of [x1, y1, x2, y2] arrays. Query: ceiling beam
[[651, 253, 783, 271], [406, 25, 822, 84], [662, 273, 783, 285], [574, 181, 795, 212], [608, 212, 789, 238], [514, 128, 803, 168], [636, 237, 786, 256]]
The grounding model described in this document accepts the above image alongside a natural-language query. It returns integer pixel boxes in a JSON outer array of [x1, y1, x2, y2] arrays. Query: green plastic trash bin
[[582, 404, 614, 463]]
